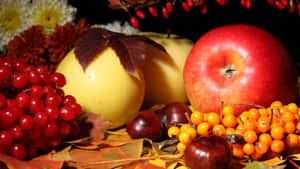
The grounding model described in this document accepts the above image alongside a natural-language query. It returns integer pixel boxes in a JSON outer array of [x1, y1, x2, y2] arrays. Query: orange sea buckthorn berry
[[207, 112, 220, 126], [271, 101, 283, 108], [243, 130, 257, 144], [243, 143, 255, 155], [190, 111, 203, 125], [178, 132, 191, 144], [257, 116, 271, 133], [248, 108, 260, 120], [222, 105, 235, 116], [287, 103, 298, 114], [212, 124, 226, 136], [255, 142, 269, 155], [286, 133, 298, 148], [226, 128, 235, 135], [197, 122, 210, 136], [168, 126, 180, 138], [244, 119, 257, 131], [177, 142, 186, 152], [222, 115, 237, 128], [235, 125, 246, 135], [180, 124, 191, 133], [284, 121, 296, 134], [271, 125, 285, 140], [258, 108, 268, 117], [187, 127, 197, 139], [271, 140, 285, 153], [281, 111, 296, 122], [259, 133, 273, 146], [232, 144, 244, 158], [251, 151, 264, 160], [296, 121, 300, 130]]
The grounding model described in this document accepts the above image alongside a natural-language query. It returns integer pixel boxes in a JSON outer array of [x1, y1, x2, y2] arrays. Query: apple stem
[[221, 64, 236, 78], [234, 103, 265, 109]]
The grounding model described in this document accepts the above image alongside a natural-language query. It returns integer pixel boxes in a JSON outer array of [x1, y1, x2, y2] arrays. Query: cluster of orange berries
[[167, 101, 300, 160]]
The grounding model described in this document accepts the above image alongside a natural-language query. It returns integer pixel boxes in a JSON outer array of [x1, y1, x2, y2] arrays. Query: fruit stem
[[234, 103, 265, 109], [270, 108, 274, 125], [220, 100, 224, 118], [220, 64, 236, 78]]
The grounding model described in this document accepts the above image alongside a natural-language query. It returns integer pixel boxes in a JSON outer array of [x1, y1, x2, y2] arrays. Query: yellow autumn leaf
[[261, 156, 285, 166], [149, 158, 167, 168]]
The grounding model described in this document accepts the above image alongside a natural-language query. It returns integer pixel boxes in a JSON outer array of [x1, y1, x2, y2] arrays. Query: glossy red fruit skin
[[184, 136, 232, 169], [183, 24, 299, 115], [126, 110, 163, 140], [158, 102, 192, 129]]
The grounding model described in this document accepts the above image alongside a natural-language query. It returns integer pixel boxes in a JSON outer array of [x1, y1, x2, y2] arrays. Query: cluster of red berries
[[129, 0, 300, 28], [168, 101, 300, 160], [0, 58, 82, 160]]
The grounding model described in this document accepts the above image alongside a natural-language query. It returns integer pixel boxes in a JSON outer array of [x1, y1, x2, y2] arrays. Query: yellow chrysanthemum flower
[[29, 0, 77, 35], [0, 0, 31, 51]]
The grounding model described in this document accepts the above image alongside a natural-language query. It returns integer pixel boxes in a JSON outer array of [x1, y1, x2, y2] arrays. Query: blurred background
[[69, 0, 299, 62]]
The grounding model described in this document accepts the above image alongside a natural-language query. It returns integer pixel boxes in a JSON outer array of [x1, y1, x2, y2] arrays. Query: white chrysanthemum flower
[[0, 0, 31, 52], [93, 21, 140, 35], [29, 0, 77, 35]]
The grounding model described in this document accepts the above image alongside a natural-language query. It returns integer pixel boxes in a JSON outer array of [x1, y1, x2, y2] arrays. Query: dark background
[[69, 0, 300, 62]]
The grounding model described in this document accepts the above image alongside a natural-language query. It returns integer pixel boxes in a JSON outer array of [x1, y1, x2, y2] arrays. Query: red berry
[[148, 7, 158, 17], [275, 1, 285, 9], [0, 130, 13, 146], [63, 95, 76, 105], [0, 107, 18, 126], [60, 106, 76, 121], [216, 0, 229, 6], [13, 72, 28, 88], [56, 88, 65, 97], [289, 4, 295, 13], [162, 7, 169, 18], [29, 98, 44, 113], [48, 136, 62, 147], [130, 17, 139, 29], [27, 125, 41, 140], [1, 59, 12, 68], [201, 3, 208, 13], [29, 85, 44, 98], [187, 0, 194, 7], [136, 10, 146, 19], [45, 106, 59, 121], [40, 72, 50, 85], [69, 103, 82, 115], [0, 66, 12, 81], [43, 122, 58, 137], [27, 70, 40, 84], [43, 85, 56, 96], [36, 65, 48, 73], [12, 59, 27, 72], [59, 121, 71, 136], [50, 73, 66, 88], [10, 125, 24, 139], [19, 115, 34, 130], [45, 94, 62, 107], [166, 2, 173, 13], [26, 145, 38, 159], [10, 143, 27, 160], [16, 92, 30, 109], [182, 2, 191, 12], [281, 0, 288, 6], [34, 111, 48, 126], [298, 3, 300, 15], [267, 0, 274, 6], [0, 93, 6, 109]]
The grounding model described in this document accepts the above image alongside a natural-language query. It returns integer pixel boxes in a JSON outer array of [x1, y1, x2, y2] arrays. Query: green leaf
[[243, 161, 286, 169]]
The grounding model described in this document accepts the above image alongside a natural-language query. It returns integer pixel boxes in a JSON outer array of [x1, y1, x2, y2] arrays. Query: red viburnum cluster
[[4, 18, 91, 73], [108, 0, 300, 28]]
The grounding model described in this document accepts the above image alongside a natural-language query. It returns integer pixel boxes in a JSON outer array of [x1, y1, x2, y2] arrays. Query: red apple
[[183, 24, 298, 115]]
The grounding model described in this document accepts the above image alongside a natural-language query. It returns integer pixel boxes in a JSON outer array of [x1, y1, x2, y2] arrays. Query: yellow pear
[[138, 32, 194, 107], [56, 48, 145, 129]]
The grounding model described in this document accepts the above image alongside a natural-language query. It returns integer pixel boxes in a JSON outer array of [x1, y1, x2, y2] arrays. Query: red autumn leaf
[[74, 28, 166, 78], [0, 153, 63, 169]]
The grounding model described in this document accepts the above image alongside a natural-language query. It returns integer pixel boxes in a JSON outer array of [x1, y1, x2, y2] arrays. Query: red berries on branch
[[109, 0, 300, 28]]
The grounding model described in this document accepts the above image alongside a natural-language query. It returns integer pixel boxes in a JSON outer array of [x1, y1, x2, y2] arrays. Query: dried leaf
[[260, 156, 285, 166], [74, 28, 167, 79], [243, 161, 286, 169], [0, 153, 63, 169]]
